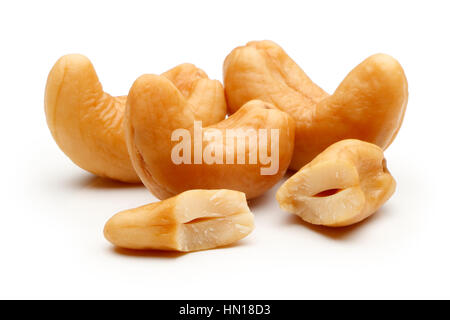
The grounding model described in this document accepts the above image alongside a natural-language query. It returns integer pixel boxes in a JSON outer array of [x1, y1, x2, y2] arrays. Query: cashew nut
[[45, 54, 226, 182], [104, 189, 254, 251], [125, 74, 295, 199], [276, 139, 396, 227], [223, 40, 408, 170]]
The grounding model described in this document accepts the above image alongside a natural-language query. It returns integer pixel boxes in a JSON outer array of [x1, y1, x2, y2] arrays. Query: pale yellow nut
[[45, 54, 226, 182], [125, 74, 295, 200], [224, 40, 408, 170], [276, 139, 396, 227], [104, 189, 254, 252]]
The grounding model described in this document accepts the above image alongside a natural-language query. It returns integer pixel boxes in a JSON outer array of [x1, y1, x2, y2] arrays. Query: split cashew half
[[45, 54, 226, 182], [276, 139, 396, 227], [125, 74, 295, 200], [224, 40, 408, 170], [104, 189, 254, 251]]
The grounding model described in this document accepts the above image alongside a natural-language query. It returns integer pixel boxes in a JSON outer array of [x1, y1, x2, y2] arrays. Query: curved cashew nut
[[104, 189, 254, 252], [223, 40, 408, 170], [45, 54, 226, 182], [276, 139, 396, 227], [125, 74, 295, 200]]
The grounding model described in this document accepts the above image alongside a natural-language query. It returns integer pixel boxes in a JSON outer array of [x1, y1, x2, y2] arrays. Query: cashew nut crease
[[104, 189, 254, 252], [224, 40, 408, 170], [45, 54, 226, 182], [276, 139, 396, 227], [125, 74, 295, 200]]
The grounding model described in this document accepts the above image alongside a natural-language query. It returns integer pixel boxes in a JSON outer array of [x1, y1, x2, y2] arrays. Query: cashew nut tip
[[125, 74, 295, 200], [45, 55, 227, 183], [223, 40, 408, 170], [104, 189, 254, 252], [276, 139, 396, 227]]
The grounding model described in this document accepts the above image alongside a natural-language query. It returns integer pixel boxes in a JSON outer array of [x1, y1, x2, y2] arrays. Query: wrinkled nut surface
[[224, 40, 408, 170], [276, 139, 396, 227], [125, 74, 295, 200], [104, 189, 254, 251], [45, 54, 226, 182]]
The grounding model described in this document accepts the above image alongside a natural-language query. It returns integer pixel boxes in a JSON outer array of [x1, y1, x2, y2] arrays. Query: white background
[[0, 0, 449, 299]]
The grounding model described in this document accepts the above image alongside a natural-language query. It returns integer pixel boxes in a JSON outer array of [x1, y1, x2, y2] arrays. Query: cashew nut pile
[[45, 40, 408, 252]]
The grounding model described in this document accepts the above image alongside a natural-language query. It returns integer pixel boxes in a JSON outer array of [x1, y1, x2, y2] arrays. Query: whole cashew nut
[[223, 40, 408, 170], [125, 74, 295, 200], [45, 54, 226, 182], [276, 139, 396, 227]]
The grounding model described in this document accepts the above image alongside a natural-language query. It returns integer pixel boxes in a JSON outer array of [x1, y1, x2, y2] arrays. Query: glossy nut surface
[[276, 139, 396, 227], [125, 74, 295, 200], [224, 40, 408, 170], [45, 55, 226, 182], [104, 189, 254, 252]]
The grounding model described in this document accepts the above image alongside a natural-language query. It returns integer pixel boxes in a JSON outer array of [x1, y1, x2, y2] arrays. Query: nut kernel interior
[[276, 139, 396, 227], [104, 189, 254, 252]]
